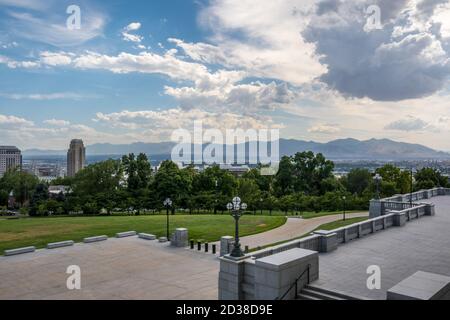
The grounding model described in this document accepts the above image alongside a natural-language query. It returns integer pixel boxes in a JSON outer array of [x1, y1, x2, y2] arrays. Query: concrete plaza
[[0, 237, 218, 300], [314, 195, 450, 299]]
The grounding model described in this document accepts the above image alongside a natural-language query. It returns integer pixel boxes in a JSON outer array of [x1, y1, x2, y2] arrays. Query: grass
[[312, 217, 369, 231], [0, 214, 286, 254], [249, 216, 369, 252]]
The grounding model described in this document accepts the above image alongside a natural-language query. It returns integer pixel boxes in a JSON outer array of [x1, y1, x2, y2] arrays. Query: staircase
[[297, 285, 363, 300]]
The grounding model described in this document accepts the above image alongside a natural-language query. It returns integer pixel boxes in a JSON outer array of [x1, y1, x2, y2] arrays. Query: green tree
[[292, 152, 335, 195], [415, 167, 449, 190], [29, 183, 49, 216], [0, 169, 39, 207], [344, 168, 372, 195], [274, 156, 294, 196]]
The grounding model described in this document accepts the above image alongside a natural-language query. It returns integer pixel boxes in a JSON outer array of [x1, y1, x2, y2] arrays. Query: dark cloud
[[304, 0, 450, 101]]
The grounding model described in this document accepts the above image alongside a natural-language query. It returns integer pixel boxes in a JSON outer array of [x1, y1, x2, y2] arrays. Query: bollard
[[197, 241, 201, 251], [205, 243, 209, 253], [190, 240, 194, 249], [212, 244, 216, 254], [245, 245, 249, 253]]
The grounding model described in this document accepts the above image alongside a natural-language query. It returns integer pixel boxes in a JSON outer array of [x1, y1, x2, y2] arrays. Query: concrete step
[[297, 293, 321, 300], [300, 288, 345, 300], [305, 285, 365, 300]]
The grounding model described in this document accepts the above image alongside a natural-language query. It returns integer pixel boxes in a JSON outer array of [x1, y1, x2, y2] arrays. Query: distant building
[[219, 164, 250, 177], [67, 139, 86, 177], [48, 185, 70, 198], [0, 146, 22, 177]]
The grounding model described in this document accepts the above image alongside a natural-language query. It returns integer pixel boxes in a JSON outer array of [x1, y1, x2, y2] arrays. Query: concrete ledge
[[83, 235, 108, 243], [4, 246, 36, 256], [138, 233, 156, 240], [116, 231, 137, 238], [47, 240, 74, 249], [388, 271, 450, 300]]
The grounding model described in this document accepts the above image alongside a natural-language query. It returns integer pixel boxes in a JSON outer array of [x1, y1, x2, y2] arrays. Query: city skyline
[[1, 0, 450, 152]]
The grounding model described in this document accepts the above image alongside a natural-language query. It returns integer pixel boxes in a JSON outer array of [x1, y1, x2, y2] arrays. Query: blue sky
[[1, 0, 450, 151]]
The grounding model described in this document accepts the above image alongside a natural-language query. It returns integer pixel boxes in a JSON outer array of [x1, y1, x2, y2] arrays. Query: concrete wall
[[219, 248, 318, 300]]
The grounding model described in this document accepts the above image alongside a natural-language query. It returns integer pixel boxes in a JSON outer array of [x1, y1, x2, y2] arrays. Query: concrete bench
[[116, 231, 137, 238], [83, 235, 108, 243], [4, 246, 36, 256], [138, 233, 156, 240], [158, 237, 168, 243], [47, 240, 74, 249]]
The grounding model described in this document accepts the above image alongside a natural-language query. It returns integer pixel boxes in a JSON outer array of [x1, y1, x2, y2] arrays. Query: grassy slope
[[0, 215, 286, 254]]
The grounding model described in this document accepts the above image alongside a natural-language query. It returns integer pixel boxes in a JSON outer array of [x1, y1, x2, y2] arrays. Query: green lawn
[[0, 215, 286, 254], [311, 217, 368, 231]]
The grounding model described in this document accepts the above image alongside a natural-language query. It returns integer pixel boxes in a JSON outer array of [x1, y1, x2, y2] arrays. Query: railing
[[276, 264, 311, 300], [248, 235, 320, 259]]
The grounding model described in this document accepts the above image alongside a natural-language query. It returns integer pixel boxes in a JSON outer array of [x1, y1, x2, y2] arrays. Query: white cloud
[[122, 22, 143, 43], [72, 51, 209, 80], [195, 0, 325, 85], [94, 108, 283, 141], [2, 7, 105, 47], [0, 114, 34, 127], [124, 22, 141, 32], [43, 119, 71, 127], [385, 116, 432, 132], [0, 92, 89, 100], [39, 51, 73, 66], [308, 124, 341, 134]]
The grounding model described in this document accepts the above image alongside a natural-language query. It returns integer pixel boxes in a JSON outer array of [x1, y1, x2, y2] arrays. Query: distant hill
[[23, 138, 450, 160]]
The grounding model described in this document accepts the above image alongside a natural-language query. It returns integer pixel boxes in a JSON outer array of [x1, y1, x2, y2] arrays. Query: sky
[[0, 0, 450, 151]]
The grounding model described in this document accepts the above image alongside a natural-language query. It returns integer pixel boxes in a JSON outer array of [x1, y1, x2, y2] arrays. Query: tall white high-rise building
[[67, 139, 86, 177], [0, 146, 22, 177]]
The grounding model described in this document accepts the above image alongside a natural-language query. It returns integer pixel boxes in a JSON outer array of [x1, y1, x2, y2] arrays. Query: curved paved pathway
[[236, 212, 369, 249]]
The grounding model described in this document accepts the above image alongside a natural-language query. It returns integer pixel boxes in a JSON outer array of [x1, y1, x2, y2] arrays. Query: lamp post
[[410, 168, 413, 207], [342, 195, 346, 221], [227, 197, 247, 258], [374, 173, 382, 200], [214, 180, 218, 215], [260, 198, 263, 215], [163, 198, 172, 239]]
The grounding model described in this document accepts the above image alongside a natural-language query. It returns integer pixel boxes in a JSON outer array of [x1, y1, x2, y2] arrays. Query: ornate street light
[[163, 198, 173, 239], [227, 196, 247, 258], [410, 168, 414, 207], [373, 174, 382, 200], [342, 195, 346, 221]]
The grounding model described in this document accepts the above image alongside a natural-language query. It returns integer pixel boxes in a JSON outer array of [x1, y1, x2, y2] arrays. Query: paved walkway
[[314, 196, 450, 299], [0, 237, 219, 300], [233, 212, 368, 250]]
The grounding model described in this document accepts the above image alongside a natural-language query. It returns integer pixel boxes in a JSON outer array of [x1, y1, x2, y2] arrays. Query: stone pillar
[[220, 236, 234, 257], [393, 212, 407, 226], [218, 255, 247, 300], [425, 203, 435, 216], [254, 248, 319, 300], [313, 230, 338, 253], [170, 228, 188, 247], [369, 199, 383, 218], [387, 271, 450, 300]]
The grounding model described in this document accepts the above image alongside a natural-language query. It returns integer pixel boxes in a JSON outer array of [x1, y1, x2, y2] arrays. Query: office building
[[0, 146, 22, 177], [67, 139, 86, 177]]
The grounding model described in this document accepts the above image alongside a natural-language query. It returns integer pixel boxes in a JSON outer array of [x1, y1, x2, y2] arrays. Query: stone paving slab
[[0, 237, 219, 300], [313, 196, 450, 300]]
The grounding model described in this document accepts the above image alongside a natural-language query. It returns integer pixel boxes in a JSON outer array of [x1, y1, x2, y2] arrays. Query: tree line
[[0, 151, 448, 216]]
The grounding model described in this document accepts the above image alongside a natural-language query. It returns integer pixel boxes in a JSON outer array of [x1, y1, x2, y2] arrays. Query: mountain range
[[22, 138, 450, 160]]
